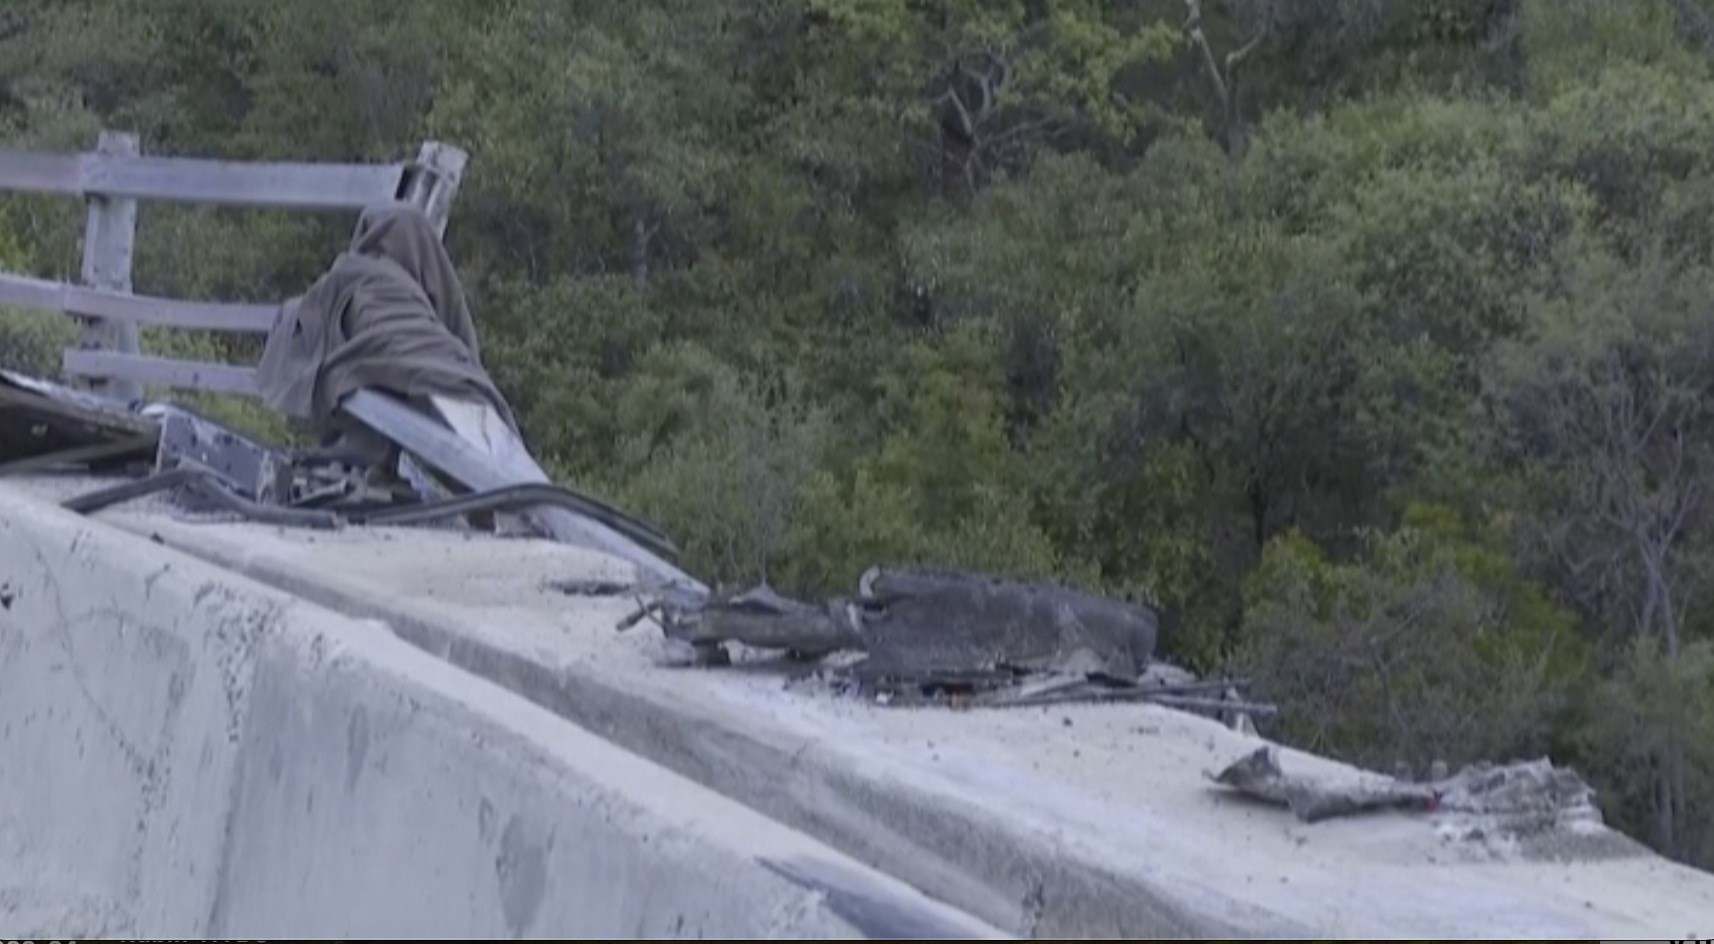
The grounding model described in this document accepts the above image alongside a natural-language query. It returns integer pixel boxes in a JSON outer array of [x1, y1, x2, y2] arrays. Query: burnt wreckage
[[0, 181, 1629, 845], [0, 363, 1265, 719], [609, 566, 1273, 718], [19, 428, 1267, 734], [0, 370, 674, 555], [1, 203, 1262, 719], [0, 366, 1626, 840]]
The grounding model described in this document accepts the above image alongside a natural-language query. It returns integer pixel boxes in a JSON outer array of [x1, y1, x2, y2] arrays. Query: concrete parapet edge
[[91, 513, 1311, 938], [0, 486, 1009, 939]]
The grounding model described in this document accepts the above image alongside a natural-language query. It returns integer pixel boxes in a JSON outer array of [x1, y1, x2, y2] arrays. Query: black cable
[[63, 468, 681, 563], [281, 453, 676, 551], [62, 467, 346, 528], [354, 481, 680, 560], [58, 467, 200, 513]]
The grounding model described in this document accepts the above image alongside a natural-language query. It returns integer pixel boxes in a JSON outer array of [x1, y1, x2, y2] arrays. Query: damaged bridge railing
[[0, 129, 709, 599], [0, 129, 467, 403], [0, 132, 1276, 724]]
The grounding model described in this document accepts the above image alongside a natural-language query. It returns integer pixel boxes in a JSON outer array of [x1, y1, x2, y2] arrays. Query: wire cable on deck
[[61, 467, 346, 528], [61, 467, 681, 562], [357, 481, 679, 559]]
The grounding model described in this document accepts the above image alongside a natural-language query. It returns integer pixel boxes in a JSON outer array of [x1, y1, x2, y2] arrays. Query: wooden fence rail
[[0, 147, 413, 210], [0, 131, 468, 401], [0, 272, 277, 333]]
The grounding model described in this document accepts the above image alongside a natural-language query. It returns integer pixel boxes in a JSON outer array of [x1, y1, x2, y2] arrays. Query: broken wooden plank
[[1208, 747, 1437, 823], [0, 433, 158, 476], [0, 369, 157, 432], [0, 369, 159, 468]]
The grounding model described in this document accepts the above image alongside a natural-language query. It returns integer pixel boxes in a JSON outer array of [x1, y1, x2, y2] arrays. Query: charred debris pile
[[6, 365, 1613, 842], [0, 366, 1267, 727]]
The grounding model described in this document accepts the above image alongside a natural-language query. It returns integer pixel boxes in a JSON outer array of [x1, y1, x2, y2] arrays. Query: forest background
[[2, 0, 1712, 867]]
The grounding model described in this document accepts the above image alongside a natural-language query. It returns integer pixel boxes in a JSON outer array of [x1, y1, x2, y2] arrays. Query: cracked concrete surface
[[12, 474, 1714, 938], [0, 483, 1010, 939], [0, 510, 248, 936]]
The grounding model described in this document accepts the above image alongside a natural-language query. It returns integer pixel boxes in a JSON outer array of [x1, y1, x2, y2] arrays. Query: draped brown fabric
[[255, 203, 518, 436]]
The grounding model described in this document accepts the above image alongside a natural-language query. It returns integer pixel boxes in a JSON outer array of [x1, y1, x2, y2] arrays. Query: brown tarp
[[256, 203, 518, 437]]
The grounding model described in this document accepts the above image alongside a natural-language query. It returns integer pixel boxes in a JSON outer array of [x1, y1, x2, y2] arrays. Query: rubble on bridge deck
[[1, 362, 1647, 852], [0, 368, 158, 476], [601, 563, 1274, 726], [0, 345, 1270, 718]]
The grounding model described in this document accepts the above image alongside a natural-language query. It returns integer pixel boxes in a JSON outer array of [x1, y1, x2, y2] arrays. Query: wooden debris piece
[[1208, 746, 1436, 823], [0, 369, 157, 472]]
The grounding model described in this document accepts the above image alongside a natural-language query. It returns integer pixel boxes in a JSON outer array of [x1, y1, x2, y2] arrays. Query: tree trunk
[[1634, 531, 1685, 856], [939, 118, 975, 197], [1636, 536, 1683, 657], [1248, 474, 1269, 550], [629, 214, 651, 290], [1656, 751, 1680, 858]]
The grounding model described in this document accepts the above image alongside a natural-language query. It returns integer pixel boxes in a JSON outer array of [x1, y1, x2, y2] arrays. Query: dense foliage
[[3, 0, 1713, 866]]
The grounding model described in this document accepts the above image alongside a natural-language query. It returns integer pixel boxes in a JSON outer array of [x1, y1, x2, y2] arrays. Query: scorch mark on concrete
[[346, 706, 370, 794], [478, 796, 497, 843], [495, 813, 549, 937]]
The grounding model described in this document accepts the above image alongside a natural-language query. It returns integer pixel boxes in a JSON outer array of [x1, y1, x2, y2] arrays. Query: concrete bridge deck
[[5, 475, 1714, 939]]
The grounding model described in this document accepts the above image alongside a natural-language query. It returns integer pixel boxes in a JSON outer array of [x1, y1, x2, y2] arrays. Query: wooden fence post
[[78, 130, 141, 403], [406, 141, 469, 239]]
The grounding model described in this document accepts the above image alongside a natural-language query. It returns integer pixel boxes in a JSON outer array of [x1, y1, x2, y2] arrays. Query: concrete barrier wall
[[0, 506, 249, 936], [0, 488, 1006, 939], [65, 485, 1714, 940]]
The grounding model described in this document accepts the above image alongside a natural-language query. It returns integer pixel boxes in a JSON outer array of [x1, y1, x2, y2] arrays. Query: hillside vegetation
[[2, 0, 1712, 867]]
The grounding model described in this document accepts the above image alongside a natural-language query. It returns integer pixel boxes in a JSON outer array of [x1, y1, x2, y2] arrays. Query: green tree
[[1235, 505, 1585, 771], [0, 207, 76, 376], [1486, 243, 1714, 858]]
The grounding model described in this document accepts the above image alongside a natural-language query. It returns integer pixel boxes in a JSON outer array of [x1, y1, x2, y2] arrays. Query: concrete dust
[[21, 473, 1714, 938]]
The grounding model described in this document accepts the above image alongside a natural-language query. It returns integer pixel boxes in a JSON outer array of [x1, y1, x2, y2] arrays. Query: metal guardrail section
[[0, 131, 468, 400]]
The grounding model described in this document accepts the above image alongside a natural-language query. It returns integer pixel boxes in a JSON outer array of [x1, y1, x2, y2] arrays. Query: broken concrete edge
[[0, 488, 1011, 940], [89, 514, 1319, 939]]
